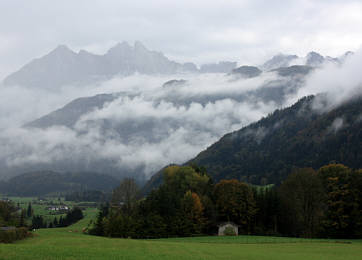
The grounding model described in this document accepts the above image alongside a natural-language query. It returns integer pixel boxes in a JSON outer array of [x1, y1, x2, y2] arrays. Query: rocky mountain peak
[[106, 41, 132, 55], [50, 44, 75, 56], [261, 54, 299, 71], [306, 51, 325, 66], [134, 41, 148, 51]]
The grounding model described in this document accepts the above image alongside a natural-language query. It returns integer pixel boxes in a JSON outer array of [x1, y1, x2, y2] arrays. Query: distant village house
[[46, 205, 69, 211]]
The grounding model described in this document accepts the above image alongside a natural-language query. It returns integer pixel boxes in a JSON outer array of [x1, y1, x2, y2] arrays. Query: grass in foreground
[[1, 209, 361, 260], [156, 235, 361, 244]]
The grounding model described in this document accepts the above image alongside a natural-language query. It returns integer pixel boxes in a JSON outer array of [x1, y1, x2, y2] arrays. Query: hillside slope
[[0, 171, 120, 196], [143, 95, 362, 192], [24, 93, 118, 128], [189, 95, 362, 184]]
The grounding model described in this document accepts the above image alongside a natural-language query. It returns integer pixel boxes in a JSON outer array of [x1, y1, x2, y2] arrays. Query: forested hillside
[[0, 171, 120, 196], [189, 95, 362, 184]]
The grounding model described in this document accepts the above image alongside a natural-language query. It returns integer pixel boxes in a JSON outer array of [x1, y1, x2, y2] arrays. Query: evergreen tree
[[278, 168, 324, 237], [92, 210, 106, 236], [253, 186, 280, 235], [58, 216, 64, 227], [31, 215, 45, 229], [53, 217, 58, 227], [19, 209, 26, 227], [27, 202, 32, 218]]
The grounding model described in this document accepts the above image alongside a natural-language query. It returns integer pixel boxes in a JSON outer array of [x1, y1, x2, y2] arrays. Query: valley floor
[[1, 210, 361, 260]]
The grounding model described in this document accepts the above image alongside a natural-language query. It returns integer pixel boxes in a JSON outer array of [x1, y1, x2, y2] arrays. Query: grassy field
[[5, 196, 97, 224], [7, 196, 69, 223], [156, 235, 360, 244], [1, 208, 361, 260]]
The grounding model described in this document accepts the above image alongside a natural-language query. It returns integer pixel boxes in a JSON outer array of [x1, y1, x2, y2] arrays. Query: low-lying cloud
[[0, 49, 361, 180], [293, 48, 362, 111]]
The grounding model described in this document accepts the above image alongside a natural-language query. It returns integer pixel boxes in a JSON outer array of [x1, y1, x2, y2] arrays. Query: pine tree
[[93, 211, 105, 236], [27, 202, 32, 218], [58, 216, 64, 227], [19, 209, 26, 227], [53, 217, 58, 227]]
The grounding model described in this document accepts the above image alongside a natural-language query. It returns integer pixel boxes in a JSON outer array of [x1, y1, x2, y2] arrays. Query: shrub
[[0, 227, 31, 243], [0, 230, 16, 243]]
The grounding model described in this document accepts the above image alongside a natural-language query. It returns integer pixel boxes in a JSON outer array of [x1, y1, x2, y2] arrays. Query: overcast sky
[[0, 0, 362, 80]]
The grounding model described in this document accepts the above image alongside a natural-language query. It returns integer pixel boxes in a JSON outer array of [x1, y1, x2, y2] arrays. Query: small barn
[[218, 222, 239, 236]]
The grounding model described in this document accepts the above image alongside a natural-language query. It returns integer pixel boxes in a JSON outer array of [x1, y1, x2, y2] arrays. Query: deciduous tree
[[318, 164, 362, 238], [214, 179, 256, 233]]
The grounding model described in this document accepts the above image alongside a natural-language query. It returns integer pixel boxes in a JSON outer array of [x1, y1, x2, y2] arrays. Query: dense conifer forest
[[190, 95, 362, 184]]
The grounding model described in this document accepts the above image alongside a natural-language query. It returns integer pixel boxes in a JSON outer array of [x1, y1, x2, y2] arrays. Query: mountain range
[[0, 171, 120, 196], [260, 51, 353, 71], [2, 41, 350, 90], [2, 42, 237, 89], [24, 64, 313, 130], [143, 95, 362, 192], [0, 62, 315, 182], [18, 62, 360, 188], [0, 42, 359, 192]]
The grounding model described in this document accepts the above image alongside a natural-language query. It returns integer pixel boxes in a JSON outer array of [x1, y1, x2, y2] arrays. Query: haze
[[0, 0, 361, 181], [1, 0, 362, 79]]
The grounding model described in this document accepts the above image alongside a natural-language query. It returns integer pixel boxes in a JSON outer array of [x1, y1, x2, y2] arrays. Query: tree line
[[0, 201, 30, 243], [0, 199, 83, 236], [31, 207, 83, 229], [89, 163, 362, 239]]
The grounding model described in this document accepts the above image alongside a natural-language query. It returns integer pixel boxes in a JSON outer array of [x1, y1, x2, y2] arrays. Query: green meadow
[[1, 208, 361, 260], [6, 196, 95, 224]]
